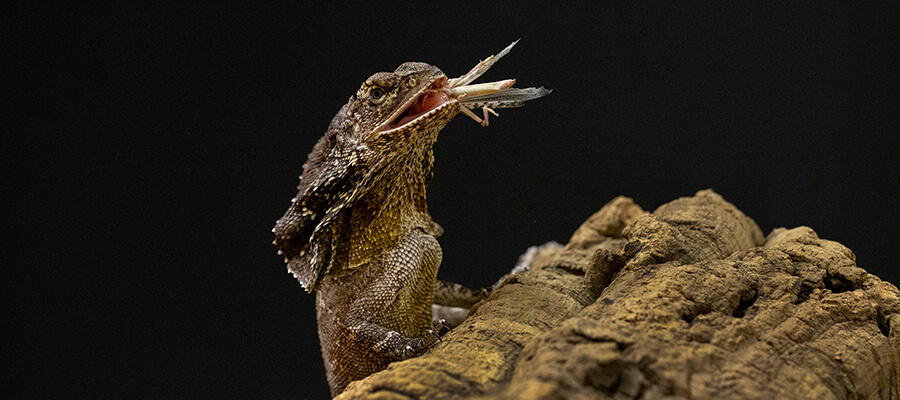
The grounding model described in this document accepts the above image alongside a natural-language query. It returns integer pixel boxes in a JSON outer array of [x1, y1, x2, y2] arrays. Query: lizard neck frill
[[326, 98, 459, 274]]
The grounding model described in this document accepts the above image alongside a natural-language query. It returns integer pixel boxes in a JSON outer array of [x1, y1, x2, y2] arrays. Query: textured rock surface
[[336, 190, 900, 400]]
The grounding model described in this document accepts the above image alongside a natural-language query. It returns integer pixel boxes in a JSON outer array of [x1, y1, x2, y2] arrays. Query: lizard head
[[346, 62, 459, 149], [274, 62, 459, 291], [276, 41, 548, 292]]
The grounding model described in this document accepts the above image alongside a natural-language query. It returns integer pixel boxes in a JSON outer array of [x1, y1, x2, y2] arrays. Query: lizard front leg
[[432, 280, 488, 327], [315, 229, 448, 395], [344, 316, 451, 360], [430, 243, 552, 327]]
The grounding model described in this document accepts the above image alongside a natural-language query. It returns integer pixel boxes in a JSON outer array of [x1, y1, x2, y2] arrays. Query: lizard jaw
[[380, 77, 455, 133]]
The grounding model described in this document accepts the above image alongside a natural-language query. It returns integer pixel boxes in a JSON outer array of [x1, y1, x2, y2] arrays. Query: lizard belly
[[314, 229, 442, 396]]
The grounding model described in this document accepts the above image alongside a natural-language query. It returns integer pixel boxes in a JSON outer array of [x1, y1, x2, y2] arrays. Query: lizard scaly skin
[[273, 63, 476, 396]]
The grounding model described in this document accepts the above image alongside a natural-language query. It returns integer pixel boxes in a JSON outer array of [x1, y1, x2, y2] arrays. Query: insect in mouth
[[442, 40, 551, 126]]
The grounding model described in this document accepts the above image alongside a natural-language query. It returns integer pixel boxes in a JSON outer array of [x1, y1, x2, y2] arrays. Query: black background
[[6, 2, 899, 398]]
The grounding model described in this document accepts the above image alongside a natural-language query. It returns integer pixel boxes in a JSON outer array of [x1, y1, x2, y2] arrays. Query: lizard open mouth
[[382, 77, 454, 132]]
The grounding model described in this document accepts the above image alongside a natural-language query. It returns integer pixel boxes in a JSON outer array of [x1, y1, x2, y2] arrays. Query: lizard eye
[[370, 88, 385, 102]]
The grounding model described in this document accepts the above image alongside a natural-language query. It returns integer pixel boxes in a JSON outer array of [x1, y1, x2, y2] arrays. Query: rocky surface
[[336, 190, 900, 400]]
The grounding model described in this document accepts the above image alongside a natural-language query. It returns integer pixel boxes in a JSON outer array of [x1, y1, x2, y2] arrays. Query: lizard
[[272, 41, 549, 397]]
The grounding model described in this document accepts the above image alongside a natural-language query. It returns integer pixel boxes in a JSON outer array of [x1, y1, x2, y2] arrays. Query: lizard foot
[[403, 319, 452, 359]]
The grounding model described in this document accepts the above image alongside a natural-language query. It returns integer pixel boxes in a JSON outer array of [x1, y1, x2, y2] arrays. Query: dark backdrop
[[6, 2, 899, 398]]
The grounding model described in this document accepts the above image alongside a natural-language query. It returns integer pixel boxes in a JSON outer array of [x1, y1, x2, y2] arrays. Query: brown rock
[[336, 190, 900, 400]]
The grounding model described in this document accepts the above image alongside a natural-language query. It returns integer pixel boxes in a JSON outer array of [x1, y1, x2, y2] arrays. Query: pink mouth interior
[[385, 78, 451, 130]]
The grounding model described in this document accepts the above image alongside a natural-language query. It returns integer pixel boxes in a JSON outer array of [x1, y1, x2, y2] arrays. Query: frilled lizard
[[273, 41, 549, 397]]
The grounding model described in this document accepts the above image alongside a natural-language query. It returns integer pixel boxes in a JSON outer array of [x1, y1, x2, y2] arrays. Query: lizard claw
[[403, 319, 453, 359], [422, 328, 442, 344], [434, 318, 452, 335], [424, 319, 452, 343], [404, 344, 418, 358]]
